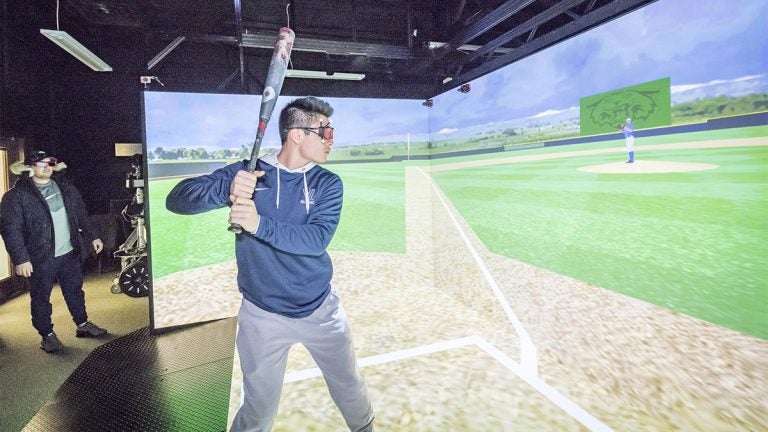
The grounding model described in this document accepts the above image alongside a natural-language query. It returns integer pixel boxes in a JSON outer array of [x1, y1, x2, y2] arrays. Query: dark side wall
[[0, 0, 436, 215], [1, 0, 140, 214]]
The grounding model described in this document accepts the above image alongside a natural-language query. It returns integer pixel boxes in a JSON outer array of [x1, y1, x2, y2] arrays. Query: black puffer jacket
[[0, 175, 100, 266]]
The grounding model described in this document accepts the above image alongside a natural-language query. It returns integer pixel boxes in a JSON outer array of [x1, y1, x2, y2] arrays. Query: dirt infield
[[152, 136, 768, 431]]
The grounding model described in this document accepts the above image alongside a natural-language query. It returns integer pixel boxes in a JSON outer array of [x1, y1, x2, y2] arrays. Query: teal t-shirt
[[35, 181, 73, 257]]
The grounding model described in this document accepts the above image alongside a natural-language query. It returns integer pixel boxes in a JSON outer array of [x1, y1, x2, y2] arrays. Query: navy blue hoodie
[[165, 154, 342, 318]]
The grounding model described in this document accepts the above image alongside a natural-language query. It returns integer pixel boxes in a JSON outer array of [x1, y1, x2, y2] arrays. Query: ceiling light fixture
[[285, 70, 365, 81], [40, 29, 112, 72]]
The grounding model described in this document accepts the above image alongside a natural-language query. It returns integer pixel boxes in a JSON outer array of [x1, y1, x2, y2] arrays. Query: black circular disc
[[118, 258, 150, 297]]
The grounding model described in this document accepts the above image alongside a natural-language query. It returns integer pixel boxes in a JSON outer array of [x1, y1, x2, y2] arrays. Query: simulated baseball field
[[144, 125, 767, 430], [148, 125, 767, 339], [131, 0, 768, 426]]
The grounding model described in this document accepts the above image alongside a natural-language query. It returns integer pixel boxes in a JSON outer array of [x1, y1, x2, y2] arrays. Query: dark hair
[[278, 96, 334, 143]]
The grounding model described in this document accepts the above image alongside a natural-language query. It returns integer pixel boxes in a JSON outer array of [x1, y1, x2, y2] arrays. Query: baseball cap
[[25, 151, 51, 165]]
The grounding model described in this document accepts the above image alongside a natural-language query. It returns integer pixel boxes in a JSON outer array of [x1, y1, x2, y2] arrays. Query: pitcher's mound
[[579, 160, 719, 174]]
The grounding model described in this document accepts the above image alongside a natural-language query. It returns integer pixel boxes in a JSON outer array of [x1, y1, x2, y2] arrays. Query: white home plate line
[[418, 166, 612, 431], [284, 336, 479, 383], [284, 335, 612, 432], [284, 167, 611, 431]]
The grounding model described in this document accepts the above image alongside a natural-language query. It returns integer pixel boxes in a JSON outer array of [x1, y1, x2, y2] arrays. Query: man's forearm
[[166, 178, 230, 215]]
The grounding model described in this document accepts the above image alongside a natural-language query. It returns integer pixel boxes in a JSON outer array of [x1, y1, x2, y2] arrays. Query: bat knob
[[228, 223, 244, 234]]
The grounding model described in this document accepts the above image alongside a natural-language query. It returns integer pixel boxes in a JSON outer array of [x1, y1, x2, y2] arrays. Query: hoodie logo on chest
[[300, 188, 316, 206]]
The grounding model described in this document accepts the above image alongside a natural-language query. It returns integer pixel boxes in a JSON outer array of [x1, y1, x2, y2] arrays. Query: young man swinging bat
[[166, 96, 375, 432]]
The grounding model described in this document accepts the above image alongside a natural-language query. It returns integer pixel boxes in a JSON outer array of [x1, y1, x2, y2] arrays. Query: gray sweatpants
[[230, 289, 374, 432]]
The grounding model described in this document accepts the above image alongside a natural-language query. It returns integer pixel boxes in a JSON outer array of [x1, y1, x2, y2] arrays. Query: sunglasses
[[34, 158, 58, 167], [289, 125, 334, 141]]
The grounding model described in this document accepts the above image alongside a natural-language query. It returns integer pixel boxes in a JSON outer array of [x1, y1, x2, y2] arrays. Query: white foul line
[[471, 336, 613, 432], [418, 166, 610, 431], [280, 166, 614, 431], [415, 166, 538, 376]]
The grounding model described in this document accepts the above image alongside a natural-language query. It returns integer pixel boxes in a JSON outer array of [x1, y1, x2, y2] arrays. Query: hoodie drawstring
[[272, 158, 310, 214], [275, 162, 281, 209], [302, 169, 309, 214]]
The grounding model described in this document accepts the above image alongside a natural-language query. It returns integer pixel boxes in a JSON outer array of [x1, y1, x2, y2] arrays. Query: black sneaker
[[76, 321, 107, 338], [41, 332, 63, 353]]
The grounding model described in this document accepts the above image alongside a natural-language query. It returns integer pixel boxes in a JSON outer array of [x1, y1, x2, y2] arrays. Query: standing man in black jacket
[[0, 151, 108, 353]]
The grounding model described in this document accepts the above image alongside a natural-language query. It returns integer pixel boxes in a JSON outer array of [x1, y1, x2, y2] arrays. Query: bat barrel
[[229, 27, 294, 235]]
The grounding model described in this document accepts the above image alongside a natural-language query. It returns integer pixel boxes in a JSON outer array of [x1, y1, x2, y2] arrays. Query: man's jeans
[[29, 251, 88, 336]]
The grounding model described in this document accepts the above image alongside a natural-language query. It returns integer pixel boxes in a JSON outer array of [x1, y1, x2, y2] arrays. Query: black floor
[[22, 318, 237, 432]]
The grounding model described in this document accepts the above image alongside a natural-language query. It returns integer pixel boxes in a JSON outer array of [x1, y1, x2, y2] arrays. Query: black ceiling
[[22, 0, 657, 99]]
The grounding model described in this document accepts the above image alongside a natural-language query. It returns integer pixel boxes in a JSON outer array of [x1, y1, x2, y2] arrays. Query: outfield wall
[[537, 111, 768, 148], [329, 112, 768, 164], [146, 113, 767, 173], [148, 161, 227, 179]]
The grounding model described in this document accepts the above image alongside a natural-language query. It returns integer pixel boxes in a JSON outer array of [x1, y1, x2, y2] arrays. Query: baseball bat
[[229, 27, 295, 234]]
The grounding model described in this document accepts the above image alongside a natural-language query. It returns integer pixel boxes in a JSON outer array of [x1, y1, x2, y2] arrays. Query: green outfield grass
[[325, 163, 406, 253], [431, 141, 768, 339], [147, 163, 406, 279], [429, 124, 768, 166], [148, 126, 766, 339], [146, 180, 235, 279]]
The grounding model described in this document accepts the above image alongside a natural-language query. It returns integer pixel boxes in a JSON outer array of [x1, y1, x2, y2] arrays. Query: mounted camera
[[125, 153, 144, 207], [139, 75, 164, 89]]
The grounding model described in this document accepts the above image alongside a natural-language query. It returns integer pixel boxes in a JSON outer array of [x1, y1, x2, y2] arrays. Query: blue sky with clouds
[[431, 0, 767, 129], [144, 0, 766, 151], [144, 93, 428, 150]]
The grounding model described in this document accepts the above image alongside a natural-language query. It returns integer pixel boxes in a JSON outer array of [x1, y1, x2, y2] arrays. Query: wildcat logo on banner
[[580, 77, 671, 135]]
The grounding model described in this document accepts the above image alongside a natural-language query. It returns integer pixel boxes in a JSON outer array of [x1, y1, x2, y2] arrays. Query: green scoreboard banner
[[580, 77, 671, 135]]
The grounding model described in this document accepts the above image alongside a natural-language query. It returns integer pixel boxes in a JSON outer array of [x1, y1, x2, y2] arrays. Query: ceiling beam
[[181, 33, 434, 76], [526, 26, 537, 42], [230, 33, 427, 60], [454, 0, 587, 66], [433, 0, 536, 60], [452, 0, 659, 87]]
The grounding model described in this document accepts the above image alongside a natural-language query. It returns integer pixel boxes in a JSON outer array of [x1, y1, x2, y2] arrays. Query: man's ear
[[288, 128, 304, 145]]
